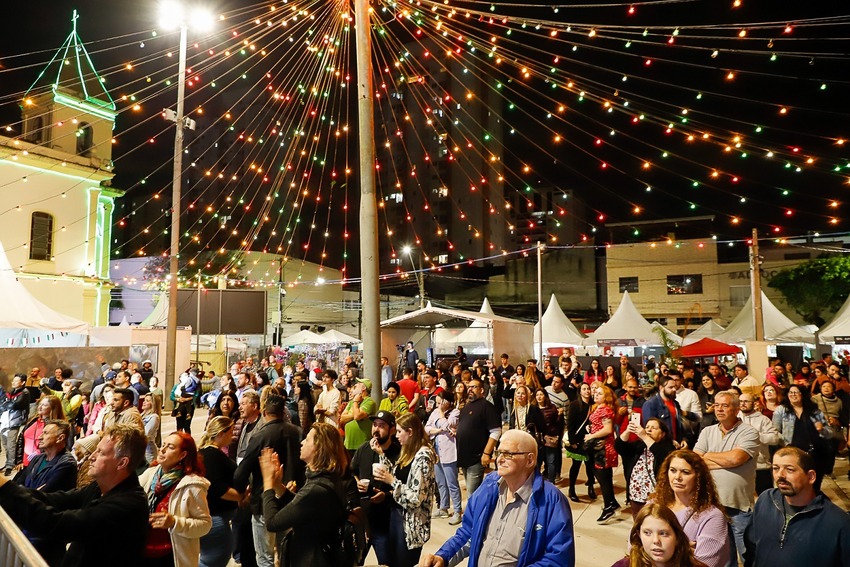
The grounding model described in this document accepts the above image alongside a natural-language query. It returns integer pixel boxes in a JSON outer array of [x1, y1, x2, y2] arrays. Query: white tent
[[716, 290, 816, 344], [816, 293, 850, 344], [381, 301, 533, 360], [452, 298, 497, 350], [682, 320, 726, 345], [533, 294, 585, 350], [584, 292, 666, 346], [279, 329, 328, 346], [0, 241, 89, 346], [651, 321, 683, 346], [140, 293, 168, 327], [320, 329, 361, 344]]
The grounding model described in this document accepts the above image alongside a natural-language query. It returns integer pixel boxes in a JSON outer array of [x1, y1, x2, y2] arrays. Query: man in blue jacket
[[641, 372, 696, 445], [744, 446, 850, 567], [419, 429, 574, 567]]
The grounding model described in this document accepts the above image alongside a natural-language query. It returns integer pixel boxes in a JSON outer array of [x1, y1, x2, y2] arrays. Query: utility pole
[[750, 228, 764, 341], [354, 0, 381, 401]]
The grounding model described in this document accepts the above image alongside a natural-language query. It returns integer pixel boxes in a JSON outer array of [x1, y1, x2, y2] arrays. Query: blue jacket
[[744, 488, 850, 567], [641, 393, 692, 442], [435, 470, 574, 567]]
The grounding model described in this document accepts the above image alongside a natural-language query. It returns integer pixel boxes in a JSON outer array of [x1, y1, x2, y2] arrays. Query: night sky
[[2, 0, 849, 284]]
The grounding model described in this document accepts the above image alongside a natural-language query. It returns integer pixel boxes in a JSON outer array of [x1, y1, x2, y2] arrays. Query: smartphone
[[629, 413, 641, 428]]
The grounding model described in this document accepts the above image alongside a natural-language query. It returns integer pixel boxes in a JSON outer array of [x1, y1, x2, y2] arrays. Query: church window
[[29, 212, 54, 261], [76, 122, 93, 156]]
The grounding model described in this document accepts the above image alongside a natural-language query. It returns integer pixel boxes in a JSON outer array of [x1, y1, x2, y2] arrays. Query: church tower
[[20, 9, 116, 171]]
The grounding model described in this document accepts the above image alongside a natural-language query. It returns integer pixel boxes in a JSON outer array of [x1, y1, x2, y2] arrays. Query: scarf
[[147, 465, 184, 513]]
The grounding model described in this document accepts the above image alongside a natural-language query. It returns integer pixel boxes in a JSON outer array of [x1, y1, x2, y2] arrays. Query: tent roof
[[817, 293, 850, 343], [673, 337, 742, 358], [279, 329, 328, 345], [0, 241, 89, 334], [716, 290, 816, 344], [140, 293, 168, 327], [651, 321, 683, 346], [381, 301, 530, 329], [320, 329, 361, 343], [584, 292, 663, 345], [533, 294, 585, 345], [682, 320, 726, 345], [479, 297, 495, 316]]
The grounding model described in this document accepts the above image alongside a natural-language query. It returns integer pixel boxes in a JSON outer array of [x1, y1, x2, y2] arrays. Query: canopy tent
[[533, 294, 585, 350], [583, 292, 668, 346], [716, 290, 816, 344], [279, 329, 328, 346], [140, 293, 168, 327], [651, 321, 684, 346], [682, 320, 726, 345], [0, 241, 89, 346], [450, 298, 498, 352], [673, 337, 742, 358], [816, 293, 850, 344], [381, 301, 533, 360], [320, 329, 361, 344]]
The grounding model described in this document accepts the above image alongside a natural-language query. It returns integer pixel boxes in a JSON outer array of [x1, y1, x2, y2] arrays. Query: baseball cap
[[105, 371, 117, 381], [356, 377, 373, 391], [371, 410, 396, 427], [111, 362, 121, 370]]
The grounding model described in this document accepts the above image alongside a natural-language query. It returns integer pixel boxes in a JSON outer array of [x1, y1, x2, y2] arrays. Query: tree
[[768, 255, 850, 326]]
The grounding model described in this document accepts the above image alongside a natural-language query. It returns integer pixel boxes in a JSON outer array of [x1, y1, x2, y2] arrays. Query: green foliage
[[767, 255, 850, 326]]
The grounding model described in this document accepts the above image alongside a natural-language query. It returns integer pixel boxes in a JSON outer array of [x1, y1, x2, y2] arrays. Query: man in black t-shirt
[[495, 353, 514, 383], [350, 410, 401, 567], [456, 378, 501, 498]]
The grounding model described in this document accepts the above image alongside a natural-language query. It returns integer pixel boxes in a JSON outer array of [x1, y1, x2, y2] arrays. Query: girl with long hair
[[373, 413, 437, 567], [534, 388, 564, 482], [509, 385, 545, 444], [15, 396, 64, 468], [293, 380, 315, 436], [758, 383, 782, 420], [141, 393, 162, 466], [139, 432, 211, 567], [772, 384, 829, 490], [259, 422, 354, 567], [697, 375, 719, 429], [198, 417, 240, 567], [615, 418, 675, 518], [583, 383, 620, 522], [651, 450, 729, 567], [524, 365, 543, 391], [566, 382, 595, 502], [612, 503, 707, 567], [425, 391, 462, 523], [584, 358, 604, 384]]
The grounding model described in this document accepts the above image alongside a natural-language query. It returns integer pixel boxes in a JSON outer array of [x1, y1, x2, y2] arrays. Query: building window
[[730, 285, 751, 307], [619, 276, 639, 293], [29, 211, 54, 261], [27, 116, 44, 144], [76, 122, 93, 156], [667, 274, 703, 295]]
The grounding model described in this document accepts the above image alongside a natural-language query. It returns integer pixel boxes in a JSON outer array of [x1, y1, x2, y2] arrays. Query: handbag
[[543, 435, 560, 448]]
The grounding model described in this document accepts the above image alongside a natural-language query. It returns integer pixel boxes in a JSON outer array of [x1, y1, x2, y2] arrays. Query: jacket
[[0, 386, 30, 430], [262, 470, 348, 567], [234, 416, 305, 514], [40, 384, 82, 422], [0, 473, 148, 567], [771, 405, 826, 446], [17, 450, 77, 492], [382, 445, 437, 549], [509, 404, 545, 439], [641, 393, 695, 442], [139, 467, 212, 567], [435, 469, 574, 567], [744, 488, 850, 567]]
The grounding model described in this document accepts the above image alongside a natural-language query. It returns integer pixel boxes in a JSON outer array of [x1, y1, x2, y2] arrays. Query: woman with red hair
[[139, 431, 212, 567]]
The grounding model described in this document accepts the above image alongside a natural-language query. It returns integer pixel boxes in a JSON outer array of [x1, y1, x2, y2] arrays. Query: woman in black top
[[534, 388, 565, 482], [199, 416, 240, 567], [697, 374, 719, 429], [566, 382, 595, 502], [260, 422, 356, 567]]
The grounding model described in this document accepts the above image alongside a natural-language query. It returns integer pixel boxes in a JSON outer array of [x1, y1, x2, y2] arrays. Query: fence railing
[[0, 505, 48, 567]]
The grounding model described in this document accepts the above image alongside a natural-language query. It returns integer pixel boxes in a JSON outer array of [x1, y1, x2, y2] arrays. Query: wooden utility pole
[[750, 228, 765, 341]]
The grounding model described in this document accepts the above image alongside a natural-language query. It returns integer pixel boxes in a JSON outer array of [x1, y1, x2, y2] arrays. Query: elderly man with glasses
[[419, 429, 574, 567]]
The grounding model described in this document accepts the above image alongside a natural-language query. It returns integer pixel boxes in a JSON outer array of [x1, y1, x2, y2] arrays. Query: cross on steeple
[[72, 9, 79, 33]]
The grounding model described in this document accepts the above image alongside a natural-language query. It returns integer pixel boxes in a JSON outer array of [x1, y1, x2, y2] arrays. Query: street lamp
[[403, 245, 426, 309], [160, 2, 212, 390]]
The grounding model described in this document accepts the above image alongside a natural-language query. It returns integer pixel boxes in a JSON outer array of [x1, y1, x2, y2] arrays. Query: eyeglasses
[[494, 450, 531, 460]]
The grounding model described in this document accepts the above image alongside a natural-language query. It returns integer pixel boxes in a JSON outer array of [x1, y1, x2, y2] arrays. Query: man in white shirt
[[731, 364, 764, 398], [675, 366, 702, 446], [314, 370, 341, 427]]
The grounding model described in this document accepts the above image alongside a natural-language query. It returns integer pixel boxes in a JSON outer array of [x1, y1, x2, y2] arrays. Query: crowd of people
[[0, 348, 848, 567]]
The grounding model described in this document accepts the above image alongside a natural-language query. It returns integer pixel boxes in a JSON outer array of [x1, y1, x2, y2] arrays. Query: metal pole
[[416, 253, 425, 309], [537, 241, 544, 363], [165, 24, 188, 391], [195, 270, 201, 368], [750, 228, 765, 341], [354, 0, 381, 401]]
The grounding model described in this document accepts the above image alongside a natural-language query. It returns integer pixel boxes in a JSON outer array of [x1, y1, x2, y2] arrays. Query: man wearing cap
[[340, 378, 377, 456], [350, 410, 401, 566]]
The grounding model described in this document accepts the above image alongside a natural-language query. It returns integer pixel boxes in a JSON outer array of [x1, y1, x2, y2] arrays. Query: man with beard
[[350, 411, 401, 566], [455, 378, 501, 497], [744, 447, 850, 567]]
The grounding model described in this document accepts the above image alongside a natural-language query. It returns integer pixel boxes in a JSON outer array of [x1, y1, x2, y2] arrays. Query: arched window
[[76, 122, 93, 156], [29, 212, 54, 261]]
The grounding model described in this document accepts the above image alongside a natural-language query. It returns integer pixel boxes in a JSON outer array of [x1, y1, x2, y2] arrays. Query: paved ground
[[166, 410, 850, 567]]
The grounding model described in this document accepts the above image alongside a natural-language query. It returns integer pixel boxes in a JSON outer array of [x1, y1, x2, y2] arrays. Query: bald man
[[420, 430, 574, 567]]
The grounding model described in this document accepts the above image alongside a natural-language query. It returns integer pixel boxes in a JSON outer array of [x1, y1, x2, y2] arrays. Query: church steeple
[[20, 10, 117, 169]]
